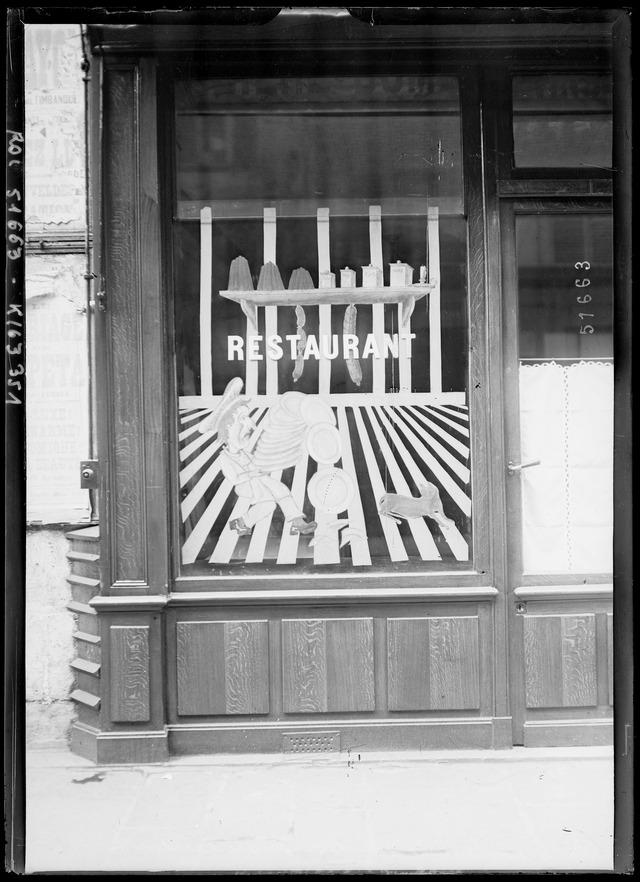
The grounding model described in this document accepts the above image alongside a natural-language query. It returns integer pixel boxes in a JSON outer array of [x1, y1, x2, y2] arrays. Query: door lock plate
[[80, 460, 99, 489]]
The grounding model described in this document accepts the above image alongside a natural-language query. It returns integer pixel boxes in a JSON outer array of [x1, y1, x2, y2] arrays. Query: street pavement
[[25, 745, 614, 873]]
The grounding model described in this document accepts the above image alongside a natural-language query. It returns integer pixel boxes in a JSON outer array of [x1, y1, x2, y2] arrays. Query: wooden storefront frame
[[73, 13, 619, 762]]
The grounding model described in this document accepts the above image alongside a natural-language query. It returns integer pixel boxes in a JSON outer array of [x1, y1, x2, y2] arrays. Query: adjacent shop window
[[512, 74, 613, 169], [516, 213, 613, 574], [173, 75, 472, 577]]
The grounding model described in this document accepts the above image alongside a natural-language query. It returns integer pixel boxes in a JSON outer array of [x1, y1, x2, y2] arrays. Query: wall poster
[[172, 75, 472, 576]]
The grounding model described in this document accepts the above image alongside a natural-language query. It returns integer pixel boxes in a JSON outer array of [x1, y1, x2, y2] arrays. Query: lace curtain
[[519, 360, 613, 574]]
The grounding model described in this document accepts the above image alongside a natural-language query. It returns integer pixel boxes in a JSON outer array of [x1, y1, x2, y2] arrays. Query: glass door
[[502, 205, 614, 742]]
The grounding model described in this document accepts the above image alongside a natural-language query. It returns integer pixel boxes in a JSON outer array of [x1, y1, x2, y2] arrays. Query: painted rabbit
[[379, 481, 454, 530]]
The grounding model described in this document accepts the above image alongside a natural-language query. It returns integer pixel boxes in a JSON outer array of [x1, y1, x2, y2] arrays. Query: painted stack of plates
[[299, 396, 355, 515], [251, 391, 308, 472], [252, 391, 356, 516]]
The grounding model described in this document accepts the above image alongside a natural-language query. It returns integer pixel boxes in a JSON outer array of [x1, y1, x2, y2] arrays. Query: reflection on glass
[[176, 77, 463, 216], [516, 214, 613, 359], [513, 74, 612, 169]]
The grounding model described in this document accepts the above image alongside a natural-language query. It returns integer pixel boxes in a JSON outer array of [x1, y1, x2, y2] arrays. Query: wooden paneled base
[[523, 719, 613, 748], [168, 717, 513, 756], [70, 723, 169, 764]]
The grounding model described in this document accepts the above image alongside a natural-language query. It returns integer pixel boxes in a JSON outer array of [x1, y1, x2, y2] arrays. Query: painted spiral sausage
[[288, 269, 314, 383], [343, 304, 362, 386]]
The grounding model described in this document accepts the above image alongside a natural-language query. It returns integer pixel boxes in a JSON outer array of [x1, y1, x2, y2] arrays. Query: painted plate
[[300, 396, 336, 427], [305, 423, 342, 465], [256, 425, 308, 446], [280, 391, 306, 419], [266, 406, 302, 428], [307, 467, 355, 514]]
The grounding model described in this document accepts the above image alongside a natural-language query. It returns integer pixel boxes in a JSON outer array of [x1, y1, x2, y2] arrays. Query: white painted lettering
[[227, 335, 244, 360], [285, 334, 301, 359], [343, 334, 359, 359], [362, 334, 380, 359], [383, 333, 399, 358], [303, 334, 320, 360], [400, 333, 416, 357], [266, 334, 283, 360], [247, 335, 263, 361], [321, 334, 340, 359]]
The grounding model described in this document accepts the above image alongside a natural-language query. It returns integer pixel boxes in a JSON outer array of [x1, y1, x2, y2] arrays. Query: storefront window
[[512, 74, 612, 169], [173, 75, 472, 577]]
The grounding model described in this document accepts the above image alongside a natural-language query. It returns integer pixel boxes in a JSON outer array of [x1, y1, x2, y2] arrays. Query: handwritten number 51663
[[575, 261, 594, 334]]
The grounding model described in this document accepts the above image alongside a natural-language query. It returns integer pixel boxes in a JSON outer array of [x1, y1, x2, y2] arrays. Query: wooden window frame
[[157, 53, 497, 596]]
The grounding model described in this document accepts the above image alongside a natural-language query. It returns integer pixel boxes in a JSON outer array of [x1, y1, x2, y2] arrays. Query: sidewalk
[[25, 745, 614, 873]]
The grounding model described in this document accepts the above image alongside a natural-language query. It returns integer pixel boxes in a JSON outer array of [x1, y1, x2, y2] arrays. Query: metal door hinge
[[624, 723, 633, 757], [80, 460, 99, 490]]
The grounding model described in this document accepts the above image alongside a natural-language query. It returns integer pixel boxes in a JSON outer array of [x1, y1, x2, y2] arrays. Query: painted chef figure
[[198, 378, 317, 537]]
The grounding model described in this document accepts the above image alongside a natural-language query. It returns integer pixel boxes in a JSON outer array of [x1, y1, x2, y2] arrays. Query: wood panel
[[388, 616, 480, 711], [497, 179, 613, 196], [561, 615, 598, 706], [523, 616, 563, 708], [524, 614, 597, 708], [326, 618, 375, 712], [176, 621, 270, 716], [139, 56, 170, 596], [388, 618, 431, 711], [282, 619, 327, 713], [99, 59, 168, 595], [176, 621, 226, 715], [428, 617, 480, 710], [282, 618, 375, 713], [224, 621, 270, 714], [462, 72, 491, 578], [103, 66, 146, 583], [607, 613, 613, 706], [109, 625, 150, 722]]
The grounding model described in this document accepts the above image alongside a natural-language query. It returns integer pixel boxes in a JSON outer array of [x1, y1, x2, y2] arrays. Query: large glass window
[[173, 75, 472, 577]]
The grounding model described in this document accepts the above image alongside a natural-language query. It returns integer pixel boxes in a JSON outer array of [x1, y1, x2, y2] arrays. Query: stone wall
[[25, 23, 90, 746], [25, 529, 76, 747]]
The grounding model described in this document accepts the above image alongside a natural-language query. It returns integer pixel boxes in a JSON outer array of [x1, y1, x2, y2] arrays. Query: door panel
[[523, 613, 598, 708]]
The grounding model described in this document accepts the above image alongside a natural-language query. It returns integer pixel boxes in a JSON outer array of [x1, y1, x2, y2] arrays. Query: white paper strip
[[199, 207, 213, 396]]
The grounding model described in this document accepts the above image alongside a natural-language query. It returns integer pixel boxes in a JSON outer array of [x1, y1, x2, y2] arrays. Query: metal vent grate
[[282, 731, 340, 754]]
